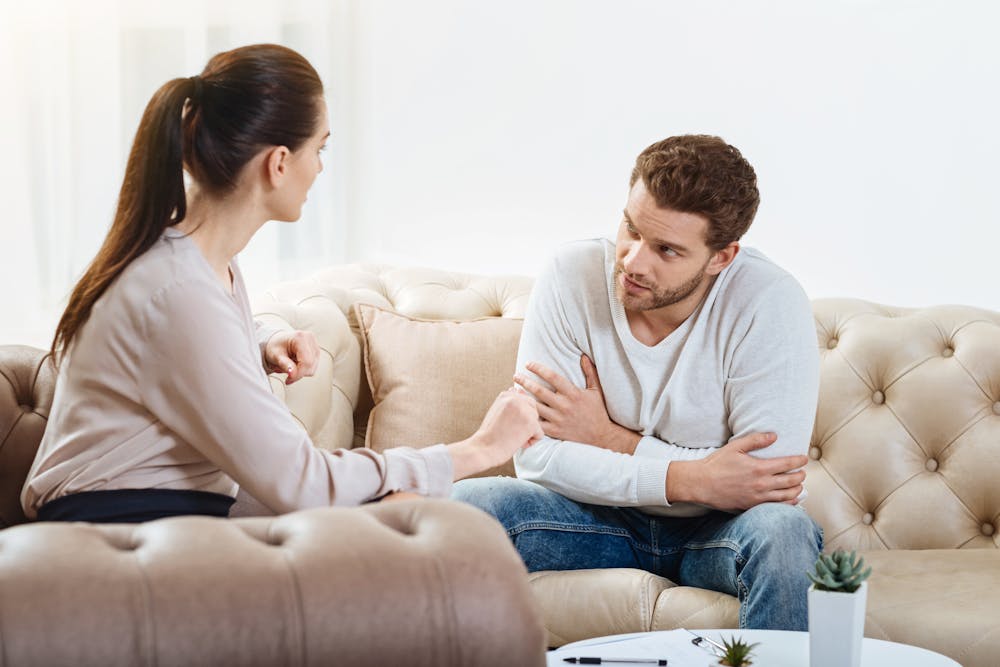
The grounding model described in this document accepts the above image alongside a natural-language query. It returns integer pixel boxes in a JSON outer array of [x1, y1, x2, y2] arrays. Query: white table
[[547, 629, 960, 667]]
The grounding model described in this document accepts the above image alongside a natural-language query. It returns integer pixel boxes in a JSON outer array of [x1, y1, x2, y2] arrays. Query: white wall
[[342, 0, 999, 309], [2, 0, 998, 350]]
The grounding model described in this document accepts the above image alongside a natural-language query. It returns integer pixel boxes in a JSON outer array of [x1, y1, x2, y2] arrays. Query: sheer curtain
[[0, 0, 356, 349]]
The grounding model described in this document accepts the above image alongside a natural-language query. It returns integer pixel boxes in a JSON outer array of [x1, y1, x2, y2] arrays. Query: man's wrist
[[603, 422, 641, 455], [665, 460, 699, 504]]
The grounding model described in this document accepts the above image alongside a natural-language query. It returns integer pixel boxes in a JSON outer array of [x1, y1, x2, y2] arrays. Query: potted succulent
[[807, 549, 873, 667], [716, 635, 760, 666]]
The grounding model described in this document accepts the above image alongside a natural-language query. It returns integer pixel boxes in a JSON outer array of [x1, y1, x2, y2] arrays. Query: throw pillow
[[354, 303, 524, 478]]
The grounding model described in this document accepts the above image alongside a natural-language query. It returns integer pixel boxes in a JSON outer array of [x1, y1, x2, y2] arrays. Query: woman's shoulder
[[105, 236, 225, 324]]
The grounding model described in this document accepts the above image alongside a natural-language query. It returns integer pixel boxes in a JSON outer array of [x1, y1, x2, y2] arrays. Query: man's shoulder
[[713, 247, 809, 316], [549, 238, 612, 270], [539, 238, 613, 300]]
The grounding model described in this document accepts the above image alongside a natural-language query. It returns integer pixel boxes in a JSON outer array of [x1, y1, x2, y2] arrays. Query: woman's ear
[[264, 146, 291, 188]]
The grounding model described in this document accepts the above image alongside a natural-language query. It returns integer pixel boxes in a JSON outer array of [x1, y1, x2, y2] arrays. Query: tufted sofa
[[0, 354, 546, 663], [2, 264, 999, 667]]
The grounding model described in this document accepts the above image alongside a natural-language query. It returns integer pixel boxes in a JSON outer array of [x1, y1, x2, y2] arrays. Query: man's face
[[614, 179, 716, 312]]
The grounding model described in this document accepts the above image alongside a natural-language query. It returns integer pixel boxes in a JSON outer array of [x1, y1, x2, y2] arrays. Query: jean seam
[[507, 521, 664, 557], [680, 539, 749, 627]]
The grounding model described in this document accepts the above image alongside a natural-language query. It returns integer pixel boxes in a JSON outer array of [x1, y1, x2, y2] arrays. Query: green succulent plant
[[808, 549, 872, 593], [717, 635, 760, 666]]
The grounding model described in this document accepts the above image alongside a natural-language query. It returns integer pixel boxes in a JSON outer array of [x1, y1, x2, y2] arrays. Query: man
[[452, 135, 822, 630]]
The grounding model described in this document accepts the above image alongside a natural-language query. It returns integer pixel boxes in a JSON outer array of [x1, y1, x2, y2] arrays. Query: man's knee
[[451, 476, 547, 528], [742, 503, 823, 555]]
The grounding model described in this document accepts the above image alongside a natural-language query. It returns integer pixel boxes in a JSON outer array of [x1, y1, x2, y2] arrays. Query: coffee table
[[547, 629, 960, 666]]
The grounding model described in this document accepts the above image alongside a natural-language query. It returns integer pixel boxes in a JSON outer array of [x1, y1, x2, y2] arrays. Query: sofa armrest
[[0, 499, 545, 666], [0, 345, 56, 528]]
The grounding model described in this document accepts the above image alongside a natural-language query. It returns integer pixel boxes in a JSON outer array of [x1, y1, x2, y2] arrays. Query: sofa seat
[[861, 548, 1000, 667], [529, 568, 737, 646], [530, 547, 1000, 661]]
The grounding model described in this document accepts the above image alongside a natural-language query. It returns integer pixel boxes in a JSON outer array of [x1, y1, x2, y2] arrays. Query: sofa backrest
[[807, 299, 1000, 551]]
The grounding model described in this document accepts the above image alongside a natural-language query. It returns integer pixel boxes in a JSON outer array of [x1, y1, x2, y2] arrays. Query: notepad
[[548, 629, 717, 666]]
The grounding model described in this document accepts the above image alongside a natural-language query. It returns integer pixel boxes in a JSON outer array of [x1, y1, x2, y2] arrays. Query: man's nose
[[622, 242, 648, 276]]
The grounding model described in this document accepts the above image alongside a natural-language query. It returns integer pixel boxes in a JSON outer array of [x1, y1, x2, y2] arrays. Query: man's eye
[[660, 246, 678, 256], [626, 223, 638, 236]]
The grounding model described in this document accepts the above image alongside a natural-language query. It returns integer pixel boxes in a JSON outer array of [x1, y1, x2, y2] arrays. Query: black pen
[[562, 658, 667, 665]]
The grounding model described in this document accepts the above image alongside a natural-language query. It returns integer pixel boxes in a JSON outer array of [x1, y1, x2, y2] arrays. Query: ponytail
[[51, 77, 196, 362], [51, 44, 323, 362]]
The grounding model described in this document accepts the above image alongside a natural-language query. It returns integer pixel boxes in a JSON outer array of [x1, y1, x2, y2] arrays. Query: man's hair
[[629, 135, 760, 250]]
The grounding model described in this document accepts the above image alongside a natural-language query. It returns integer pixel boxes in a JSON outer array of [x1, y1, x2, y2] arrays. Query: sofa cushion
[[528, 568, 738, 647], [861, 548, 1000, 667], [355, 304, 523, 477]]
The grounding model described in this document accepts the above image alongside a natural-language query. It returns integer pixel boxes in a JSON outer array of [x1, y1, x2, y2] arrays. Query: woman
[[21, 44, 542, 523]]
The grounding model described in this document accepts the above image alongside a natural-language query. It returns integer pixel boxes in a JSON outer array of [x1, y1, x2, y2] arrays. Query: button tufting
[[925, 459, 939, 472], [19, 404, 33, 413], [827, 338, 838, 350], [942, 347, 954, 358], [982, 523, 995, 537], [862, 513, 874, 525], [872, 391, 885, 405], [809, 447, 821, 460]]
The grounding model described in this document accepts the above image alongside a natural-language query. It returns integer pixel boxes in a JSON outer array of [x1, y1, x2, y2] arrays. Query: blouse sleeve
[[137, 279, 453, 513]]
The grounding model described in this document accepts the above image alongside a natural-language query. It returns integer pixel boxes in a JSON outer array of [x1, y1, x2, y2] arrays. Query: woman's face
[[274, 98, 330, 222]]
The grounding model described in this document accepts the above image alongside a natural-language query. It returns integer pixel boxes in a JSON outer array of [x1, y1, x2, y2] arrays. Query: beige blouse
[[22, 228, 452, 518]]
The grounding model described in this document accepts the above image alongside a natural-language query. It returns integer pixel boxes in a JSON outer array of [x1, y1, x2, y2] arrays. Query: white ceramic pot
[[808, 581, 868, 667]]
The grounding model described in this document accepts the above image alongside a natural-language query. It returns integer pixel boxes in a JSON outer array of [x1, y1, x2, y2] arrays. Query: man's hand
[[667, 432, 807, 511], [264, 330, 320, 385], [514, 355, 640, 454]]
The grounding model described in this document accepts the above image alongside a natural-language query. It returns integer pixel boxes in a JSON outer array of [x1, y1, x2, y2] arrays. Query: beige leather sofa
[[0, 345, 546, 666], [250, 264, 1000, 667], [3, 264, 998, 667]]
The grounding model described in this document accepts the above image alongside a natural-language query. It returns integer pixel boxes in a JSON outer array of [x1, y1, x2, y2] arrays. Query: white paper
[[547, 629, 720, 666]]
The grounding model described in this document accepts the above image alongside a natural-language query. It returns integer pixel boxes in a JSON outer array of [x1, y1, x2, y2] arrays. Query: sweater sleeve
[[512, 254, 681, 507], [137, 280, 453, 513], [724, 275, 820, 459]]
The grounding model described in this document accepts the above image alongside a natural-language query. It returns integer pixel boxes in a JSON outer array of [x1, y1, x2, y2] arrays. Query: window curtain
[[0, 0, 355, 348]]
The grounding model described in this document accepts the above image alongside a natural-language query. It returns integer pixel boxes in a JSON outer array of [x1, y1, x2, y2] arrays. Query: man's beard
[[614, 260, 709, 311]]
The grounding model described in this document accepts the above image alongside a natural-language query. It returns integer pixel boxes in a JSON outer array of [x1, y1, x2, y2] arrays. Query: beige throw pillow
[[355, 303, 524, 478]]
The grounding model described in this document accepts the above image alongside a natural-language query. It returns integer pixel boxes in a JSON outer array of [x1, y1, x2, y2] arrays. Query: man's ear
[[264, 146, 291, 188], [706, 242, 740, 276]]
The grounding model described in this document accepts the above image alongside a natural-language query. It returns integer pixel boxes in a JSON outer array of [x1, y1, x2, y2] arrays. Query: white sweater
[[513, 239, 819, 517]]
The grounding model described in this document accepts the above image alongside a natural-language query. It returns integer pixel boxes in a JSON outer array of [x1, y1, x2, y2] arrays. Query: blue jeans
[[452, 477, 822, 630]]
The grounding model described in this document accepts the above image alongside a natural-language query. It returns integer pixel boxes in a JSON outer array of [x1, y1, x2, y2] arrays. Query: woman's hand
[[264, 330, 320, 384], [449, 389, 544, 480]]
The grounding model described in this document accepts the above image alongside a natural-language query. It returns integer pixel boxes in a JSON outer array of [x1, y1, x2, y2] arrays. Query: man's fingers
[[761, 455, 809, 475], [580, 354, 600, 390], [524, 362, 576, 395], [535, 402, 559, 424], [769, 470, 807, 489], [731, 432, 777, 452], [513, 374, 557, 405]]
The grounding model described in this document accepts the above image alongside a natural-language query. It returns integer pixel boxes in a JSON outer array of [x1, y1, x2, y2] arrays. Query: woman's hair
[[630, 135, 759, 251], [51, 44, 323, 361]]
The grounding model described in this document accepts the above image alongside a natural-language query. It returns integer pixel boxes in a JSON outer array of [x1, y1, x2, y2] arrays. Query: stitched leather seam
[[130, 526, 158, 667], [268, 520, 307, 667]]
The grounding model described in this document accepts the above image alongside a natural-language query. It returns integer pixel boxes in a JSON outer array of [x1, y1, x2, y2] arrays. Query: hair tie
[[189, 75, 204, 102]]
